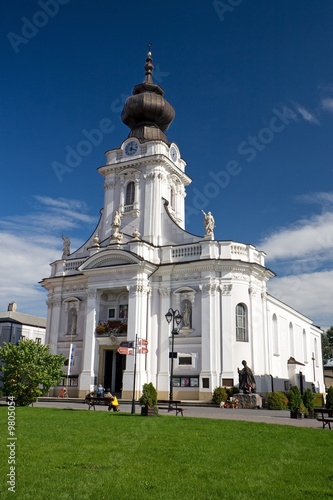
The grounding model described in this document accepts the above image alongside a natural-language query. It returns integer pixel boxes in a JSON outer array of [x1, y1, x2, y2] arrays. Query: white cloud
[[268, 270, 333, 330], [259, 211, 333, 260], [0, 196, 97, 317], [321, 98, 333, 113], [293, 102, 320, 124]]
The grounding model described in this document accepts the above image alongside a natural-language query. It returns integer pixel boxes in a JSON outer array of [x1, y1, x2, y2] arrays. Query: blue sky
[[1, 0, 333, 329]]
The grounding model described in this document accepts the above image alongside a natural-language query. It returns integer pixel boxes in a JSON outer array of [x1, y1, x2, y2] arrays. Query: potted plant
[[139, 382, 158, 416], [288, 386, 304, 418], [303, 388, 315, 418]]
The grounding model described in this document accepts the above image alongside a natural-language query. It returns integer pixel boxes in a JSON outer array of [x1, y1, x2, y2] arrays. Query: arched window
[[125, 182, 135, 206], [272, 314, 279, 355], [289, 322, 294, 357], [236, 303, 248, 341], [303, 329, 307, 363]]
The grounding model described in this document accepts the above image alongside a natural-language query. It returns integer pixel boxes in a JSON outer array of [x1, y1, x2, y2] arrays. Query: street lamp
[[165, 308, 182, 401]]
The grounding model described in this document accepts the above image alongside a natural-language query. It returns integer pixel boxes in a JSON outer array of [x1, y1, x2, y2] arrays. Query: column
[[121, 281, 150, 399], [199, 281, 220, 400], [220, 283, 234, 384], [157, 287, 171, 399], [79, 289, 98, 396]]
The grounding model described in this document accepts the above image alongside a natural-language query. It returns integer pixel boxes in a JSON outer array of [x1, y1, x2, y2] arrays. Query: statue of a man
[[113, 211, 121, 228], [238, 360, 256, 394], [111, 211, 122, 241], [182, 303, 191, 329], [202, 210, 215, 236], [62, 234, 70, 257]]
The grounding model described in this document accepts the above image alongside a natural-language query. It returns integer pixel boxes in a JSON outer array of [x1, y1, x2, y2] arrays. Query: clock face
[[170, 146, 177, 162], [125, 141, 138, 156]]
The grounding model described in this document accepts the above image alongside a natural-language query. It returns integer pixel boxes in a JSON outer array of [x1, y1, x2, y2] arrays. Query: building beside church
[[41, 51, 324, 399], [0, 302, 46, 347]]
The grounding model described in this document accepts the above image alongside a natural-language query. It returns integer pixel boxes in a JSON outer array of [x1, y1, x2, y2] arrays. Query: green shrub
[[303, 388, 314, 413], [288, 386, 302, 413], [326, 386, 333, 409], [267, 391, 288, 410], [212, 387, 228, 405], [139, 382, 158, 408]]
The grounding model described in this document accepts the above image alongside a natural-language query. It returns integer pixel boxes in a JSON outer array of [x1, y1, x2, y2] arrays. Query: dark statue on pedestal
[[238, 360, 256, 394]]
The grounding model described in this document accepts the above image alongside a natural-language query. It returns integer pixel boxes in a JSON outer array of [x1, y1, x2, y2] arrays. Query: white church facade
[[42, 51, 324, 399]]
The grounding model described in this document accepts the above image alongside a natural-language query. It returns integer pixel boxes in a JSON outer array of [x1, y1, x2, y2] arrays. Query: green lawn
[[0, 407, 332, 499]]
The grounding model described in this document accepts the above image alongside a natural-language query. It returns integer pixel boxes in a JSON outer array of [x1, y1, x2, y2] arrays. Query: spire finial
[[144, 43, 154, 83]]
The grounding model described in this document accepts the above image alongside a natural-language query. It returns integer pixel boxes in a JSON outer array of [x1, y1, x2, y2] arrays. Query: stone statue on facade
[[62, 234, 70, 257], [238, 360, 256, 394], [202, 210, 215, 237], [182, 302, 192, 329], [111, 211, 122, 242]]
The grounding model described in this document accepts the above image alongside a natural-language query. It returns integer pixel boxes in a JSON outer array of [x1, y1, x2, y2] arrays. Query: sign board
[[138, 339, 148, 346], [119, 341, 134, 348], [118, 347, 133, 355], [138, 347, 148, 354]]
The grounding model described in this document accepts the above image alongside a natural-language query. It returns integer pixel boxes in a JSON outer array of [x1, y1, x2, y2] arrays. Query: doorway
[[103, 350, 126, 395]]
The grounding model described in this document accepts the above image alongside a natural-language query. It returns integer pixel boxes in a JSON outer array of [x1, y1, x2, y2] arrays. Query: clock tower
[[98, 49, 191, 246]]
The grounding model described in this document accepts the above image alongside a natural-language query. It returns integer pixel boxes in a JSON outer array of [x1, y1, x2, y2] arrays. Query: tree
[[322, 326, 333, 365], [0, 340, 66, 406]]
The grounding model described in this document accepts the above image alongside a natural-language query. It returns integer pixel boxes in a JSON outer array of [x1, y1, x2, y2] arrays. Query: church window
[[289, 322, 294, 357], [272, 314, 279, 355], [236, 303, 248, 341], [125, 182, 135, 206], [303, 329, 307, 363], [179, 356, 192, 366]]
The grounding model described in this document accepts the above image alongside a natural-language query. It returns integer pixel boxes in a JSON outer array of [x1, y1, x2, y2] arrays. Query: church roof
[[0, 311, 46, 328], [121, 45, 175, 143]]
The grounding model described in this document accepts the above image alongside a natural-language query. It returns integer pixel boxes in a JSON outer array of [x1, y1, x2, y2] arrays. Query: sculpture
[[111, 211, 122, 241], [62, 234, 70, 257], [182, 302, 192, 329], [238, 360, 256, 394], [202, 210, 215, 237]]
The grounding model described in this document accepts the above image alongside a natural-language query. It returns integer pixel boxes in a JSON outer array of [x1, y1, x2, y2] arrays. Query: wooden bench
[[157, 400, 187, 417], [84, 397, 119, 411], [314, 407, 333, 429]]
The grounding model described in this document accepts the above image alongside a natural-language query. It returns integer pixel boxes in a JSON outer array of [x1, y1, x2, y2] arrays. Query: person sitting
[[111, 395, 120, 412], [97, 384, 105, 398]]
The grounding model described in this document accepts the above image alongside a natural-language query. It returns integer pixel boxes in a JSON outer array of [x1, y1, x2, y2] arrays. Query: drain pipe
[[270, 374, 274, 392]]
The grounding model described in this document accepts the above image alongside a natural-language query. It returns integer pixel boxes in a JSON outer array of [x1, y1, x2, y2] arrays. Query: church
[[41, 50, 324, 399]]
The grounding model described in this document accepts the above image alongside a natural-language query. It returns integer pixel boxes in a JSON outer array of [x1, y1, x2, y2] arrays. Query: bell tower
[[98, 48, 191, 246]]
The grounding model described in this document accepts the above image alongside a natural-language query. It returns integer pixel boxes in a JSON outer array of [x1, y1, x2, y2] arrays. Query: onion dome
[[121, 45, 175, 143]]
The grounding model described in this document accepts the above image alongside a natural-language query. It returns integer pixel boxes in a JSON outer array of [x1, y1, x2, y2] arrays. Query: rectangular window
[[202, 378, 210, 389], [35, 338, 41, 344], [178, 356, 192, 366], [108, 308, 115, 319]]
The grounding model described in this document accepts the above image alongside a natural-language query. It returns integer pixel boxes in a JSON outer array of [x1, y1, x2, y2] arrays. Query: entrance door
[[103, 350, 126, 395]]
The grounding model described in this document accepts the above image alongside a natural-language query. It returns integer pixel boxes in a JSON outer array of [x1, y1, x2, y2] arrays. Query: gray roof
[[0, 311, 46, 328]]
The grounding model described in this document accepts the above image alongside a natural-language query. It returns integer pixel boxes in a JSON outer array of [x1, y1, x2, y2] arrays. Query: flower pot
[[290, 411, 302, 419], [141, 406, 158, 416]]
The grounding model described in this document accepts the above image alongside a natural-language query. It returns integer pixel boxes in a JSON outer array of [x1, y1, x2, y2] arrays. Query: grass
[[1, 407, 332, 500]]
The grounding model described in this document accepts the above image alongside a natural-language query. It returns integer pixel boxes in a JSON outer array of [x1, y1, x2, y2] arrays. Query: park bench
[[314, 407, 333, 429], [84, 396, 119, 411], [157, 400, 187, 416]]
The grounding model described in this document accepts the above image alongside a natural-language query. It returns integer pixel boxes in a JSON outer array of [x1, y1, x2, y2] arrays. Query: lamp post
[[165, 308, 182, 401]]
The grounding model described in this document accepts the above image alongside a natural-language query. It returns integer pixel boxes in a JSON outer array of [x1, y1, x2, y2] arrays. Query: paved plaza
[[33, 399, 326, 429]]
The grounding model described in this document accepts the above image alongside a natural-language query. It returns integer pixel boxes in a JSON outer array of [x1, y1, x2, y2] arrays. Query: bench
[[157, 400, 187, 417], [84, 396, 119, 412], [314, 407, 333, 429]]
